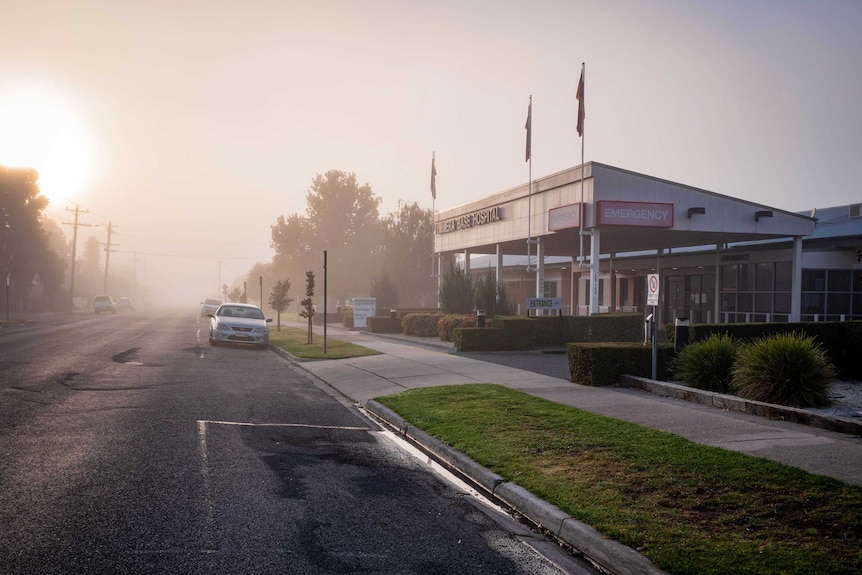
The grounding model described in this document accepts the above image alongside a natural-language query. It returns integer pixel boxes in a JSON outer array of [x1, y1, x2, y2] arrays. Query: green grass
[[377, 384, 862, 575], [268, 326, 380, 359]]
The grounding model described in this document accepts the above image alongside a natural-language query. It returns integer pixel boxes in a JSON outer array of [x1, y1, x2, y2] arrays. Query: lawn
[[377, 384, 862, 575], [268, 326, 379, 359]]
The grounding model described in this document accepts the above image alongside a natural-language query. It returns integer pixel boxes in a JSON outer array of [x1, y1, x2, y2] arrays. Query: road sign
[[527, 297, 561, 310], [647, 274, 660, 306]]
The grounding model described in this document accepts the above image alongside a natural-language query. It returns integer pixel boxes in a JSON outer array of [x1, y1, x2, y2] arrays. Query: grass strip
[[377, 384, 862, 575], [268, 326, 379, 359]]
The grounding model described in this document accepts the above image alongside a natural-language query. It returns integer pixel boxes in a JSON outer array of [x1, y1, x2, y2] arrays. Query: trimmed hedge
[[567, 342, 674, 386], [455, 316, 537, 352], [402, 313, 443, 337], [366, 316, 402, 334]]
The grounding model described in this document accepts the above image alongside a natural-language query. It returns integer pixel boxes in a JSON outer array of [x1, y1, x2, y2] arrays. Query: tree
[[370, 271, 399, 311], [298, 270, 315, 344], [268, 279, 293, 332], [474, 269, 515, 318], [380, 201, 435, 307], [227, 286, 244, 302], [438, 260, 474, 314], [271, 170, 382, 303], [0, 166, 63, 312]]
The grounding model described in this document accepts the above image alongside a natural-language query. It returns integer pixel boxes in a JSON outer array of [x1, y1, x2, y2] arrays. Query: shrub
[[672, 333, 739, 393], [438, 260, 474, 314], [731, 332, 836, 408], [438, 314, 476, 342], [342, 306, 354, 329], [402, 313, 443, 337]]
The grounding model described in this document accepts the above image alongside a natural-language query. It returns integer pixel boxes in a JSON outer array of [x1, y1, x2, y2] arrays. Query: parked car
[[93, 295, 117, 314], [200, 298, 221, 317], [208, 303, 272, 349], [117, 296, 134, 311]]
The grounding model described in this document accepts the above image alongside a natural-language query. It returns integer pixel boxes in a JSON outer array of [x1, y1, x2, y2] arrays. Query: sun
[[0, 89, 94, 203]]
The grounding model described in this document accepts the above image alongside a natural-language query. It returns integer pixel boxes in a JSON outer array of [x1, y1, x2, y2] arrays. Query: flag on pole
[[430, 152, 437, 200], [576, 64, 585, 137], [525, 96, 532, 162]]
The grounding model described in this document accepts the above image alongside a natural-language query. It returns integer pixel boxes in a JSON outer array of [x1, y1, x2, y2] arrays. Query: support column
[[535, 238, 545, 316], [714, 245, 722, 324], [496, 244, 503, 285], [589, 228, 600, 315], [790, 236, 803, 322]]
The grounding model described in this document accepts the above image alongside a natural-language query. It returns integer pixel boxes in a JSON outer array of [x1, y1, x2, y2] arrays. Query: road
[[0, 311, 594, 574]]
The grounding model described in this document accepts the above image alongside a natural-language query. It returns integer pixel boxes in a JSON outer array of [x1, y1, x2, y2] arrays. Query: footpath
[[276, 323, 862, 575]]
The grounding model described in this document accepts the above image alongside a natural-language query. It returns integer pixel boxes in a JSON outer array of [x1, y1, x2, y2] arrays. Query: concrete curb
[[620, 375, 862, 437], [365, 399, 669, 575]]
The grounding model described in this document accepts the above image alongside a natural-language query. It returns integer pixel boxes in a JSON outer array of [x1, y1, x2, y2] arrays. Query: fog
[[2, 0, 861, 313]]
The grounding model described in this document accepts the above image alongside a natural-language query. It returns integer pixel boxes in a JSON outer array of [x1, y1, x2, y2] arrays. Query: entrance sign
[[647, 274, 660, 306], [527, 297, 561, 310], [596, 201, 674, 228], [352, 298, 376, 328]]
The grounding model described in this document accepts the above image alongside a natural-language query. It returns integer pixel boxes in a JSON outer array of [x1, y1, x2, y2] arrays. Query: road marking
[[197, 420, 371, 431]]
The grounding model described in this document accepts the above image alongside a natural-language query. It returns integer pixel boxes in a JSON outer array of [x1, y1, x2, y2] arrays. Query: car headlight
[[252, 327, 268, 333]]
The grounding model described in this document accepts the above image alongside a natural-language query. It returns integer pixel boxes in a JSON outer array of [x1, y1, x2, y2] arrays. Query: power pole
[[103, 221, 117, 294], [64, 205, 91, 312]]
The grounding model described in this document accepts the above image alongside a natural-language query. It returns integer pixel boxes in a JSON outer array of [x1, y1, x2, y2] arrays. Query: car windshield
[[218, 306, 264, 320]]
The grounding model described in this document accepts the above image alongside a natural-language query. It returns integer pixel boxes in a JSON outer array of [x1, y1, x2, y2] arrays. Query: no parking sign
[[647, 274, 660, 306]]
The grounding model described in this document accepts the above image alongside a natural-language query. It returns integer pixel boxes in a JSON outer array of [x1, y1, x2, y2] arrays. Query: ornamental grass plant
[[672, 333, 739, 393], [731, 331, 836, 408]]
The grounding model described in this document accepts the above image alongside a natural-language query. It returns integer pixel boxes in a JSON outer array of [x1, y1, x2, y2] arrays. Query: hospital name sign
[[436, 206, 502, 234], [596, 201, 674, 228]]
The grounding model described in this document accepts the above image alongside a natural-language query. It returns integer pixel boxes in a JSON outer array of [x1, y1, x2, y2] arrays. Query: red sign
[[596, 201, 674, 228]]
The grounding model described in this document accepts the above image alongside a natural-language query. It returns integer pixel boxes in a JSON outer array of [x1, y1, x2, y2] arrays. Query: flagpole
[[578, 63, 587, 271], [526, 95, 534, 277], [431, 151, 437, 278]]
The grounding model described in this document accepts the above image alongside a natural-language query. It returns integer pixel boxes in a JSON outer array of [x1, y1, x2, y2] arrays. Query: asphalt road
[[0, 311, 593, 575]]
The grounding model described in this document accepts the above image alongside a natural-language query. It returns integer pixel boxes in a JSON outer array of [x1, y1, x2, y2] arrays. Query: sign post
[[647, 274, 660, 380]]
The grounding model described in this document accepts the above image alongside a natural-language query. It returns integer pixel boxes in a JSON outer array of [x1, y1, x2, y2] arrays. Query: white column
[[496, 244, 503, 285], [589, 228, 600, 315], [790, 236, 803, 322], [535, 237, 545, 315]]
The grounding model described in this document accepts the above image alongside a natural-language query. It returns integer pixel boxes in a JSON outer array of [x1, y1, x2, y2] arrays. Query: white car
[[200, 298, 221, 317], [93, 295, 117, 314], [208, 303, 272, 349]]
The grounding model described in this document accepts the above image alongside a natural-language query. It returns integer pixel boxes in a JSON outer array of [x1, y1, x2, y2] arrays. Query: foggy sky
[[1, 0, 860, 307]]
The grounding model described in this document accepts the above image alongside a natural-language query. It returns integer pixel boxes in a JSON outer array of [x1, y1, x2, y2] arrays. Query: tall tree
[[271, 170, 382, 303], [438, 260, 474, 314], [0, 166, 61, 312], [380, 201, 435, 307]]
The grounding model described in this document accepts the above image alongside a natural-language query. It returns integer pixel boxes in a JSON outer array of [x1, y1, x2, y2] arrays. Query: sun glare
[[0, 89, 94, 203]]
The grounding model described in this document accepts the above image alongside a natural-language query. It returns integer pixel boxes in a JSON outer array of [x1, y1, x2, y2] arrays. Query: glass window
[[756, 263, 774, 292], [721, 265, 738, 290], [755, 293, 773, 314], [739, 264, 755, 291], [543, 281, 558, 298], [774, 293, 791, 314], [827, 293, 851, 317], [802, 270, 826, 291], [737, 293, 753, 312], [853, 294, 862, 315], [854, 272, 862, 294], [828, 270, 851, 292], [801, 293, 824, 315], [720, 292, 735, 312], [775, 262, 792, 291]]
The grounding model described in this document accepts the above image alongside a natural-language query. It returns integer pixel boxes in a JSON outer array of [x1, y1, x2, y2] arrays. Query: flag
[[525, 96, 532, 162], [576, 65, 585, 137], [430, 152, 437, 200]]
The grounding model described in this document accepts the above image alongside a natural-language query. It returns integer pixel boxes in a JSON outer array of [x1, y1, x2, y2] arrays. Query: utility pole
[[103, 221, 117, 294], [64, 205, 91, 312]]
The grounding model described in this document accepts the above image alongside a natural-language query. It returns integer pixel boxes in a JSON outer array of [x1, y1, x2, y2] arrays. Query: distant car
[[208, 303, 272, 349], [93, 295, 117, 314], [200, 298, 221, 317], [117, 297, 134, 311]]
